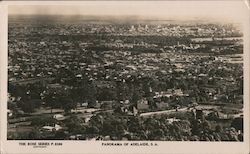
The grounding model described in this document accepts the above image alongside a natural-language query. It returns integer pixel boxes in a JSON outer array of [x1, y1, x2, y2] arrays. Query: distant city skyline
[[8, 1, 247, 23]]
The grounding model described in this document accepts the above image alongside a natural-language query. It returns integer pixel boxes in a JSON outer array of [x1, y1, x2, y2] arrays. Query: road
[[139, 107, 188, 117]]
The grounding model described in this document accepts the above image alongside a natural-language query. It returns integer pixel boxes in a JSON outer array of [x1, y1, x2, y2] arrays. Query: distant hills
[[8, 15, 240, 26]]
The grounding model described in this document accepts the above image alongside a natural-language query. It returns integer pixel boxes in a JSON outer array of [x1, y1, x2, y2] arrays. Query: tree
[[17, 100, 35, 113], [30, 117, 57, 127], [128, 116, 142, 134], [64, 115, 85, 134], [191, 119, 201, 135], [44, 92, 60, 113], [60, 96, 76, 113], [97, 88, 117, 101], [150, 128, 165, 140], [231, 117, 243, 132], [130, 88, 142, 104], [201, 120, 211, 133], [86, 126, 100, 135], [215, 125, 222, 133], [28, 129, 42, 139], [86, 82, 97, 108], [54, 130, 67, 140]]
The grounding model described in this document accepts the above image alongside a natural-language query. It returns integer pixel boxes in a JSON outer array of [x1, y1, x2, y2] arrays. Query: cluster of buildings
[[7, 17, 244, 140], [9, 17, 242, 37]]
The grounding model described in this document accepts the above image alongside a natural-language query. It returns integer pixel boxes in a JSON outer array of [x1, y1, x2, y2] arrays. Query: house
[[124, 100, 130, 104], [84, 117, 91, 123], [42, 124, 62, 131], [88, 101, 101, 109], [53, 114, 65, 120], [80, 102, 88, 107], [166, 118, 180, 124], [42, 126, 55, 131], [81, 114, 93, 123], [7, 109, 13, 117], [100, 101, 114, 110], [137, 98, 149, 110], [156, 102, 169, 109], [69, 134, 84, 140], [126, 106, 138, 116], [174, 89, 184, 96], [154, 90, 173, 98]]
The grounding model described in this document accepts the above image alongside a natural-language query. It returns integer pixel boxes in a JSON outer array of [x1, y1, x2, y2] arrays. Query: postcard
[[0, 1, 249, 154]]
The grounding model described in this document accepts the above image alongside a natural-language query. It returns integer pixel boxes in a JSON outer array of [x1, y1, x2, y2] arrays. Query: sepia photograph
[[6, 3, 245, 141], [1, 1, 250, 154]]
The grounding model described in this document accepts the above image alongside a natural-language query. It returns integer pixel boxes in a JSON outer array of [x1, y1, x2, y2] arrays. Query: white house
[[42, 124, 62, 131], [53, 114, 65, 120]]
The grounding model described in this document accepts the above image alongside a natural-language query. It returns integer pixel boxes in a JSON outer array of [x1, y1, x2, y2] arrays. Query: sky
[[8, 1, 249, 22]]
